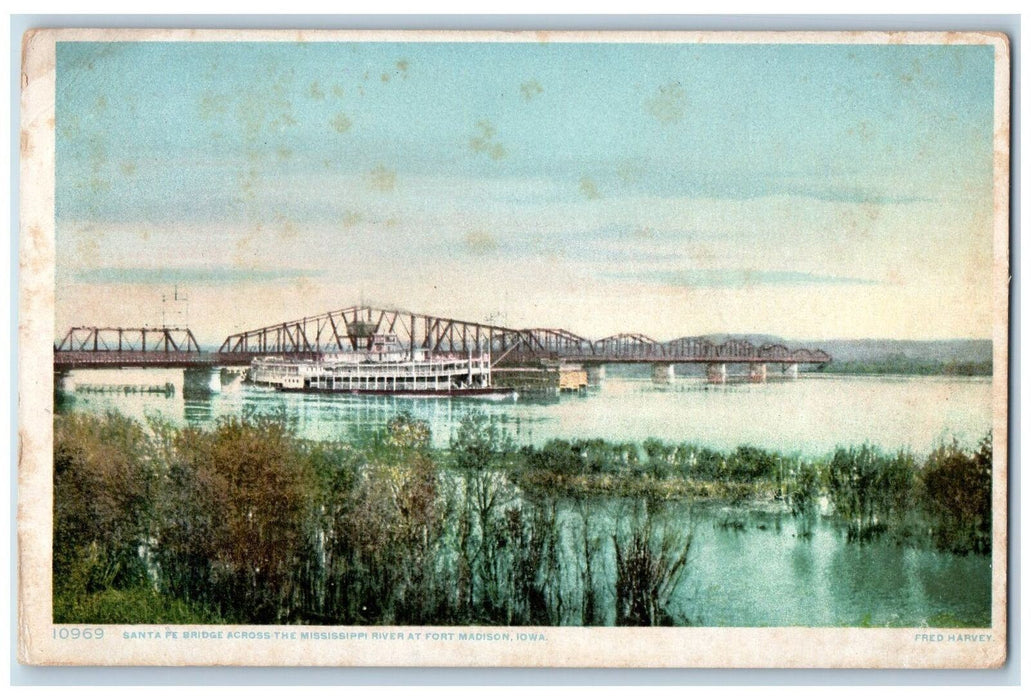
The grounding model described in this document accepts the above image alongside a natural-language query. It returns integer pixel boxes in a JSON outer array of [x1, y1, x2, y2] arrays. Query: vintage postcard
[[18, 28, 1010, 667]]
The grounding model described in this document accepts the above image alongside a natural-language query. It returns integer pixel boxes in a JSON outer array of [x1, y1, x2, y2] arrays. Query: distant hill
[[682, 333, 786, 347], [802, 338, 992, 365], [689, 335, 991, 365]]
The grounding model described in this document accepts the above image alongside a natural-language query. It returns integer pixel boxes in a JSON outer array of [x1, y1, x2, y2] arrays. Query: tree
[[451, 410, 514, 471], [921, 436, 992, 554], [54, 413, 156, 604], [157, 415, 311, 623]]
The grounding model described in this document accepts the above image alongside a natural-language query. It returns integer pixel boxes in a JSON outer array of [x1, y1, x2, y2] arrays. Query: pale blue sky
[[55, 40, 998, 343]]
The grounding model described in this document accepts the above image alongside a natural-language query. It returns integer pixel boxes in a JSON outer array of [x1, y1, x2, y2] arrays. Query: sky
[[54, 39, 998, 346]]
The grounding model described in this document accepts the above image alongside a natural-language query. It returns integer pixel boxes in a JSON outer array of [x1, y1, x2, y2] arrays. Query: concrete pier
[[748, 363, 767, 383], [781, 363, 799, 379], [652, 363, 675, 383], [706, 363, 728, 384], [184, 367, 222, 397], [55, 370, 74, 394], [585, 364, 606, 386]]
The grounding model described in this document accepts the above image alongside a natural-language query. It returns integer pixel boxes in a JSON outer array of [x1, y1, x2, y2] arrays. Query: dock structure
[[53, 305, 831, 385]]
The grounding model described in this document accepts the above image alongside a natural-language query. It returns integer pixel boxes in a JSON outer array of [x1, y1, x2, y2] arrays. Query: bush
[[520, 440, 584, 476], [53, 408, 990, 626], [921, 436, 992, 554], [53, 412, 156, 597], [451, 411, 514, 471], [613, 499, 693, 626], [725, 446, 779, 481]]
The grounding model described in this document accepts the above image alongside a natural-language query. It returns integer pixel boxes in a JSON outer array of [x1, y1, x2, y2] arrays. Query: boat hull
[[275, 385, 516, 397]]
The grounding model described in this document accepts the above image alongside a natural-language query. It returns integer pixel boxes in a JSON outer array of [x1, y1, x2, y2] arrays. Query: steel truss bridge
[[53, 327, 210, 369], [53, 305, 830, 370], [219, 305, 831, 365]]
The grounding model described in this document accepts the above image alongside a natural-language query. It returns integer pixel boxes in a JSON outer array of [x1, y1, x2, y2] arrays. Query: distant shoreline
[[815, 359, 992, 377]]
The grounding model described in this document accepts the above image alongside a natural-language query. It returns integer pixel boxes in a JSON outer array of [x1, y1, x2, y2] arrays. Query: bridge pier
[[706, 363, 727, 384], [781, 363, 799, 379], [585, 364, 606, 386], [54, 370, 74, 394], [652, 363, 675, 384], [184, 367, 223, 397], [749, 363, 767, 383], [221, 366, 248, 390]]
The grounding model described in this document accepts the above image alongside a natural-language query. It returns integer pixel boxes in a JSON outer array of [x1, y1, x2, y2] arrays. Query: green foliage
[[613, 500, 693, 626], [824, 445, 918, 542], [53, 412, 155, 595], [817, 355, 992, 376], [927, 611, 987, 628], [451, 411, 515, 471], [787, 460, 820, 537], [384, 412, 432, 453], [573, 499, 606, 626], [519, 438, 779, 500], [478, 500, 561, 625], [520, 439, 584, 476], [920, 435, 992, 554], [54, 585, 222, 624], [724, 446, 779, 481], [52, 410, 991, 627], [157, 414, 311, 623]]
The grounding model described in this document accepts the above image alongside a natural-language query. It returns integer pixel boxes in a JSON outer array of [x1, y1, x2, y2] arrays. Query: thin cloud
[[608, 268, 882, 288], [73, 266, 325, 285]]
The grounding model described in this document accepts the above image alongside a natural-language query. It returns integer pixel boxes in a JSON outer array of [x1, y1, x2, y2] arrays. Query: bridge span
[[216, 305, 831, 367], [53, 305, 831, 372], [54, 327, 237, 370]]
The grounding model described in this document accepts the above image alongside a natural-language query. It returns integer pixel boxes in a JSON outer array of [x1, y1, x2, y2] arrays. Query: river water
[[55, 369, 994, 627], [57, 368, 992, 456], [675, 506, 990, 627]]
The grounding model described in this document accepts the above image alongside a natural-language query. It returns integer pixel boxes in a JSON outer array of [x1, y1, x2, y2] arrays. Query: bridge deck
[[53, 351, 248, 370], [53, 350, 823, 370], [54, 310, 832, 369]]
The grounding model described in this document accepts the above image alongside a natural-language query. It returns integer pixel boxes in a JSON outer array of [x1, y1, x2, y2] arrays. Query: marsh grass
[[613, 499, 694, 626]]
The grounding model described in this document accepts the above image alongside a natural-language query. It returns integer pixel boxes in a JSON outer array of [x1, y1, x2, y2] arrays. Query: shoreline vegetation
[[54, 410, 992, 627], [814, 355, 992, 377]]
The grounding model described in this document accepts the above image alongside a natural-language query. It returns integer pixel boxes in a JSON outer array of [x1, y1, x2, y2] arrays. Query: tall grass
[[613, 499, 693, 626]]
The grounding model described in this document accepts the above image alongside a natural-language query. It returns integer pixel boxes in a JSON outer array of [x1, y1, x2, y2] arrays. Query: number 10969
[[52, 627, 104, 640]]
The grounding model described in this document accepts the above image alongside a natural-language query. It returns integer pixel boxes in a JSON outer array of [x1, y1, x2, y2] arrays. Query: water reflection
[[56, 372, 992, 456], [679, 510, 990, 627]]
